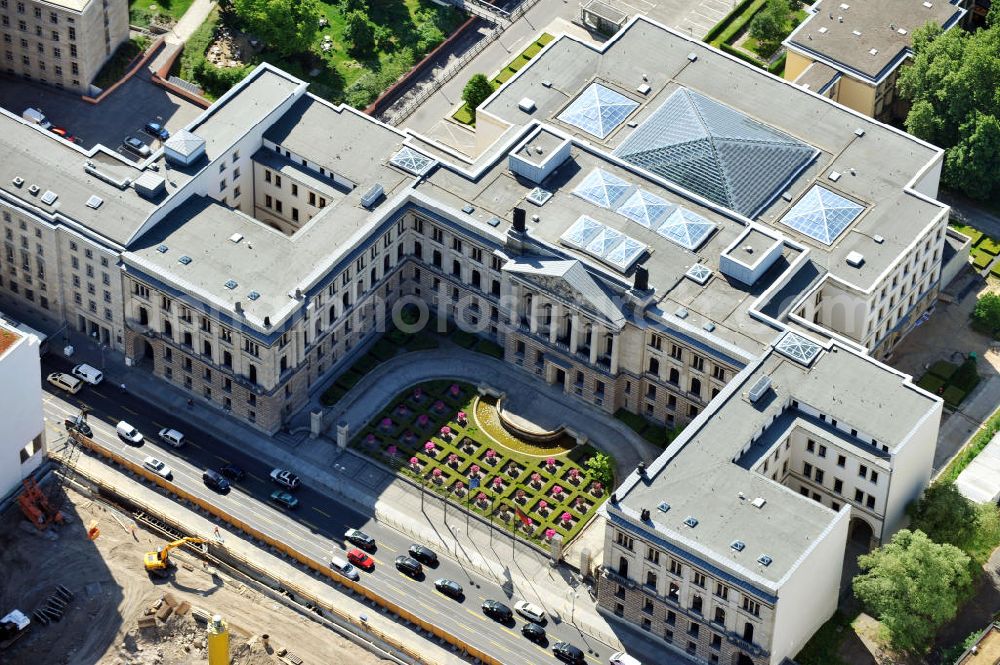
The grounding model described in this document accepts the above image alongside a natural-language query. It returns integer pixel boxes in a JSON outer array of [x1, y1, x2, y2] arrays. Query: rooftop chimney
[[640, 508, 650, 521], [633, 266, 649, 291], [512, 207, 526, 233]]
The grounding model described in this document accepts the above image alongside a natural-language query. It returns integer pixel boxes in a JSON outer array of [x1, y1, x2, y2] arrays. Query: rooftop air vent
[[626, 121, 638, 128], [854, 128, 866, 137], [781, 191, 793, 202], [541, 80, 552, 88], [686, 263, 713, 285], [86, 195, 103, 209], [360, 183, 384, 209], [897, 27, 908, 35], [658, 501, 670, 513], [156, 244, 168, 253], [640, 508, 650, 521], [869, 48, 879, 55], [846, 251, 865, 267], [838, 15, 843, 22], [675, 307, 689, 319], [178, 255, 192, 265], [40, 190, 58, 205], [873, 234, 884, 244], [229, 233, 244, 243], [462, 204, 475, 214], [758, 554, 773, 567], [748, 375, 771, 403], [703, 322, 716, 332], [731, 540, 746, 552], [687, 52, 697, 62], [224, 279, 238, 290], [852, 29, 862, 36], [751, 497, 767, 509], [922, 1, 932, 6], [828, 171, 842, 182], [28, 185, 40, 196], [247, 291, 261, 301], [818, 26, 828, 33], [637, 83, 651, 95], [683, 517, 698, 528], [487, 216, 502, 227], [12, 177, 24, 187], [839, 2, 849, 8], [518, 98, 536, 113]]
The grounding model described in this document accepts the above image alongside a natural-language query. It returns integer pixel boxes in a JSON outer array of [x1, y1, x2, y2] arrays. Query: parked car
[[433, 579, 463, 599], [408, 544, 438, 566], [202, 469, 230, 492], [22, 107, 51, 129], [344, 528, 375, 551], [219, 463, 245, 481], [144, 122, 169, 140], [347, 548, 374, 571], [329, 555, 359, 581], [553, 642, 585, 664], [64, 414, 93, 438], [116, 420, 143, 445], [394, 555, 422, 578], [608, 652, 642, 665], [521, 622, 546, 643], [514, 600, 546, 624], [70, 363, 103, 385], [158, 428, 186, 448], [481, 600, 513, 623], [142, 456, 172, 479], [47, 372, 82, 394], [49, 126, 77, 142], [269, 490, 299, 510], [269, 468, 301, 489], [123, 135, 151, 158]]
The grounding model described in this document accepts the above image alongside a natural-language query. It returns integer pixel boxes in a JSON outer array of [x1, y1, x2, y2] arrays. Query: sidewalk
[[58, 331, 660, 653]]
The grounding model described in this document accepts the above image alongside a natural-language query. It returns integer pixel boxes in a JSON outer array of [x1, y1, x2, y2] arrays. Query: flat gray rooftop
[[787, 0, 964, 81], [793, 61, 840, 92]]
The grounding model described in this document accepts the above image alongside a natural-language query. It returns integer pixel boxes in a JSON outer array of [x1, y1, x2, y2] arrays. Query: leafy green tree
[[749, 4, 784, 44], [853, 529, 971, 654], [585, 452, 614, 487], [907, 481, 978, 548], [461, 73, 495, 122], [344, 10, 375, 56], [972, 292, 1000, 333], [898, 21, 1000, 200], [341, 0, 368, 13], [232, 0, 320, 57]]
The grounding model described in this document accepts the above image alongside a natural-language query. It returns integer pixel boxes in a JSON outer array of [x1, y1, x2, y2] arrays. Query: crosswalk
[[675, 0, 733, 38]]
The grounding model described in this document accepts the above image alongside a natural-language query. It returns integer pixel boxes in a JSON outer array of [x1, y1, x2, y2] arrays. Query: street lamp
[[567, 587, 581, 624]]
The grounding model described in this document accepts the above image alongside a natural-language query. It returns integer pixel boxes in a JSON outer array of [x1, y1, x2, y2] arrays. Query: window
[[712, 366, 725, 381], [870, 471, 879, 485], [645, 571, 657, 588], [614, 531, 634, 551], [275, 200, 283, 214], [833, 478, 843, 494], [742, 597, 761, 617], [646, 547, 660, 564], [691, 595, 703, 614], [265, 169, 272, 183], [814, 469, 824, 484], [669, 559, 682, 576], [690, 355, 704, 371], [866, 495, 876, 509], [692, 572, 706, 588], [858, 464, 868, 479], [854, 489, 864, 503], [670, 344, 682, 360], [265, 194, 272, 208], [714, 583, 728, 600], [803, 462, 812, 478], [274, 174, 282, 187], [243, 339, 260, 357], [806, 439, 815, 453], [837, 454, 846, 467], [818, 444, 827, 458], [667, 610, 676, 626]]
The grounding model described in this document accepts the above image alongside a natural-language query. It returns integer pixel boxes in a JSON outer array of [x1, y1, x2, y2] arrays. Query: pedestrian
[[119, 383, 127, 393], [187, 398, 194, 408]]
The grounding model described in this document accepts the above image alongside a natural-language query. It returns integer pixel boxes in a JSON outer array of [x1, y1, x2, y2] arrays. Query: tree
[[343, 10, 375, 56], [585, 452, 614, 488], [898, 21, 1000, 201], [853, 529, 971, 654], [749, 0, 788, 45], [341, 0, 368, 12], [461, 74, 495, 122], [232, 0, 320, 57], [972, 292, 1000, 334], [907, 481, 978, 548]]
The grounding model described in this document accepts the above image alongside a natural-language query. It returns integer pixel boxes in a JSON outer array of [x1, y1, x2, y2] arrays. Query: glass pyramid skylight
[[614, 88, 817, 217], [560, 215, 646, 272], [656, 207, 716, 251], [561, 215, 604, 248], [615, 189, 676, 228], [605, 236, 646, 271], [775, 331, 822, 366], [779, 185, 864, 245], [558, 83, 639, 139], [389, 147, 434, 176], [572, 168, 634, 209], [585, 226, 624, 256]]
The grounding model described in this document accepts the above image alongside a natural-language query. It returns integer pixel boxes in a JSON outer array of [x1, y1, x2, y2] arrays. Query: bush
[[971, 293, 1000, 334], [942, 385, 967, 407], [929, 360, 958, 380], [980, 237, 1000, 255], [916, 373, 945, 394], [193, 60, 251, 98], [704, 0, 757, 44], [950, 358, 981, 392], [941, 408, 1000, 483], [972, 249, 993, 270]]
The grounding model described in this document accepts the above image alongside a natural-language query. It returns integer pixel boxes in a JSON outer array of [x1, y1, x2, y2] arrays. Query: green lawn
[[950, 222, 984, 246], [129, 0, 194, 27], [916, 358, 980, 409], [352, 381, 611, 546]]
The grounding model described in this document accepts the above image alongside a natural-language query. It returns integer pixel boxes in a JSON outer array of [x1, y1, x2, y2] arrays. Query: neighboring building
[[0, 315, 45, 500], [0, 0, 129, 93], [956, 622, 1000, 665], [784, 0, 965, 119]]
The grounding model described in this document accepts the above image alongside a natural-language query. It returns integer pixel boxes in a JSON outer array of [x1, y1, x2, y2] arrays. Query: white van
[[71, 363, 103, 385], [329, 555, 360, 581], [47, 372, 83, 394], [116, 420, 143, 445], [22, 107, 51, 129], [609, 653, 641, 665], [158, 428, 185, 448]]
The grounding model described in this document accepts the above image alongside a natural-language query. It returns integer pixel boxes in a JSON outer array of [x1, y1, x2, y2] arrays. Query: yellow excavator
[[143, 537, 208, 577]]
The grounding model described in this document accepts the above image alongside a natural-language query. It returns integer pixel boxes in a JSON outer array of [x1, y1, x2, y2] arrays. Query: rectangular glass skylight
[[560, 215, 646, 272], [572, 168, 634, 210]]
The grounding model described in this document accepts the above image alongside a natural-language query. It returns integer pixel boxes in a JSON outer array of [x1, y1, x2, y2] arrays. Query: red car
[[347, 548, 374, 571], [49, 126, 78, 142]]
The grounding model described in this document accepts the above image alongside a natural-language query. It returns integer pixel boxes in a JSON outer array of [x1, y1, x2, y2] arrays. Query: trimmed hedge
[[929, 360, 958, 381], [712, 0, 769, 46], [704, 0, 758, 44], [768, 51, 788, 75], [950, 223, 984, 246], [972, 249, 993, 270], [940, 408, 1000, 483], [916, 373, 945, 394], [720, 41, 765, 67], [979, 236, 1000, 256]]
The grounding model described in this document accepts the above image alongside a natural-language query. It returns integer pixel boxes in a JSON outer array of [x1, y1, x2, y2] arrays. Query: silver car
[[142, 456, 172, 479]]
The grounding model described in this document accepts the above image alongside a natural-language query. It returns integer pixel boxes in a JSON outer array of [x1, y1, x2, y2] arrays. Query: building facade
[[0, 316, 45, 500], [1, 0, 128, 92]]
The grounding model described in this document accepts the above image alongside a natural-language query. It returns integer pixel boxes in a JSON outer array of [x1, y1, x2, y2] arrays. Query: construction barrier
[[70, 433, 503, 665]]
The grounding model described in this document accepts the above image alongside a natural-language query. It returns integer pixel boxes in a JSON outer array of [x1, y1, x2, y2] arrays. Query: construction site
[[0, 476, 391, 665]]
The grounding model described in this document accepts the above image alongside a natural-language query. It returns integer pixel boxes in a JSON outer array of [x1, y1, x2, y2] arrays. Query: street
[[41, 354, 631, 665]]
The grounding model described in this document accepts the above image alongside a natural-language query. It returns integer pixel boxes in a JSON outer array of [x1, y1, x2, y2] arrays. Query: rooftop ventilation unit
[[748, 375, 771, 403], [518, 98, 536, 113], [873, 234, 884, 244], [897, 27, 908, 35], [683, 516, 699, 528], [487, 216, 502, 227], [224, 279, 238, 290], [675, 307, 688, 319], [731, 540, 746, 552], [86, 195, 103, 209], [247, 291, 261, 301], [156, 244, 168, 253], [637, 83, 651, 95], [687, 52, 697, 62], [869, 48, 879, 55], [846, 251, 865, 267], [28, 185, 40, 196], [658, 501, 670, 513], [922, 1, 932, 6], [818, 26, 828, 33], [839, 2, 849, 8], [828, 171, 842, 182], [541, 80, 552, 88], [461, 204, 475, 214], [852, 29, 861, 36], [178, 255, 192, 265], [751, 497, 767, 509], [854, 128, 866, 137], [758, 554, 773, 566], [360, 183, 384, 209], [229, 233, 244, 243], [40, 190, 58, 205], [12, 177, 24, 187], [703, 322, 716, 332]]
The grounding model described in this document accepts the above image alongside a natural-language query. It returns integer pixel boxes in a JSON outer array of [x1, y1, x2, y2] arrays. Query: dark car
[[394, 555, 422, 578], [219, 463, 245, 481], [553, 642, 585, 664], [144, 122, 169, 140], [434, 579, 463, 599], [408, 544, 438, 566], [521, 622, 546, 643], [344, 528, 376, 551], [269, 490, 299, 509], [64, 414, 93, 438], [481, 600, 513, 623], [202, 469, 230, 493]]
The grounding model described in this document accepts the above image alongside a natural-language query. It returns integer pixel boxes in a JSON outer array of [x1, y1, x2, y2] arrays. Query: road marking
[[463, 607, 485, 621], [214, 455, 229, 463], [311, 506, 331, 517], [186, 440, 202, 449], [153, 421, 167, 430], [247, 472, 263, 482], [122, 406, 138, 416], [300, 519, 320, 531]]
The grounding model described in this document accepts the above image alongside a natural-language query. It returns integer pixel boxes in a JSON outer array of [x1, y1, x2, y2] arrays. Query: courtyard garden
[[350, 380, 613, 547], [704, 0, 807, 76], [952, 221, 1000, 278], [915, 356, 981, 409], [129, 0, 194, 28]]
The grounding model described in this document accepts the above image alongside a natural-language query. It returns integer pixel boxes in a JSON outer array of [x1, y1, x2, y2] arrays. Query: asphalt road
[[40, 356, 621, 665]]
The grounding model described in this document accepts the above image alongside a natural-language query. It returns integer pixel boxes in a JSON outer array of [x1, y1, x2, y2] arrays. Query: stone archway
[[849, 516, 875, 547]]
